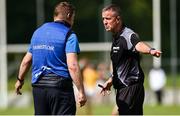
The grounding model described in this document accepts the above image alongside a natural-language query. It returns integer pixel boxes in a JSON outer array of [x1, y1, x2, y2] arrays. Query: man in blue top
[[15, 1, 86, 115]]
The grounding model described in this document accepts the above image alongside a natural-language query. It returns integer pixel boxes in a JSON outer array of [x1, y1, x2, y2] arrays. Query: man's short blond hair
[[54, 2, 75, 20]]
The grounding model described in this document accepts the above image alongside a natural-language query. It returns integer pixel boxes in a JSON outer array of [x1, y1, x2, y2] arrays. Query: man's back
[[15, 2, 86, 115], [29, 22, 71, 83]]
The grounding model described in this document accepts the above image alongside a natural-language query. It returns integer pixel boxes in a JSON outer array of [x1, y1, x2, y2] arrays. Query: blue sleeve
[[28, 44, 33, 53], [65, 33, 80, 53]]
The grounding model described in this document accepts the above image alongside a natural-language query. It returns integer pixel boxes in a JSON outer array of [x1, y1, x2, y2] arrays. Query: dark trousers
[[155, 90, 163, 104], [32, 86, 76, 115], [116, 83, 144, 115]]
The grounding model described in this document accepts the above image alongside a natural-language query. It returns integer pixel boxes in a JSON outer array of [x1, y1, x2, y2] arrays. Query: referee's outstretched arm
[[135, 41, 162, 57]]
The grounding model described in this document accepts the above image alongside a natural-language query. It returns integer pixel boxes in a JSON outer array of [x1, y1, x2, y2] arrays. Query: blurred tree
[[7, 0, 36, 44], [161, 0, 170, 59], [6, 0, 180, 68], [72, 0, 103, 42], [112, 0, 152, 41]]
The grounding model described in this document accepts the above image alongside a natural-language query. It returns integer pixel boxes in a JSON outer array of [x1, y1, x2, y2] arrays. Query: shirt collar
[[54, 20, 71, 28], [113, 24, 125, 39]]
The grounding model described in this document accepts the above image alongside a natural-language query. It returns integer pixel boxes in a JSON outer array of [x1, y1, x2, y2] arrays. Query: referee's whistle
[[98, 84, 104, 89]]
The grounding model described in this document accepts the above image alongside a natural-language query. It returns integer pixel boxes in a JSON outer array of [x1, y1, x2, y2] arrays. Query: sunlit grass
[[0, 104, 180, 115]]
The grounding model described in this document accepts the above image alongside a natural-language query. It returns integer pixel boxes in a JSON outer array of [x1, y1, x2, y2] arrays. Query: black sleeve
[[130, 33, 141, 47]]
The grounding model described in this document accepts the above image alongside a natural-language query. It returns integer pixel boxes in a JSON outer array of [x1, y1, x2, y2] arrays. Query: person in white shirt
[[149, 67, 167, 105]]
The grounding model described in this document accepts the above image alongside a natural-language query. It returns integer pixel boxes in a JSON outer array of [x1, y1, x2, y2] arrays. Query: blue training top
[[28, 21, 80, 84]]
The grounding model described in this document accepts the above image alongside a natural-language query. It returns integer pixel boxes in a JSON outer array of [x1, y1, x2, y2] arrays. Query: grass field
[[0, 104, 180, 115]]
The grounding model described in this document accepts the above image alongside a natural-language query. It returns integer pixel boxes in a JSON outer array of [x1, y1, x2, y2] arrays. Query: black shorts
[[116, 82, 144, 115], [32, 74, 76, 115], [32, 86, 76, 115]]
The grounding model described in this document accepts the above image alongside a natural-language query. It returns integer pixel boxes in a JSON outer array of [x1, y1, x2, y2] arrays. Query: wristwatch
[[149, 48, 155, 54]]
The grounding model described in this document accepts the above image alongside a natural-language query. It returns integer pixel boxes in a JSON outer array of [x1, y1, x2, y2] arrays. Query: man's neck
[[113, 24, 124, 35], [54, 19, 71, 28]]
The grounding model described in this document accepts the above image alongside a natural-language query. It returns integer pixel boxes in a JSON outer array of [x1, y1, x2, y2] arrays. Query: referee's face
[[102, 10, 121, 33]]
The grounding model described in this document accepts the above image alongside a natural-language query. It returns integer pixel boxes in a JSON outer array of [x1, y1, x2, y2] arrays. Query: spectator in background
[[79, 57, 89, 79], [97, 62, 109, 85], [81, 60, 98, 115], [96, 62, 111, 104], [149, 67, 167, 105]]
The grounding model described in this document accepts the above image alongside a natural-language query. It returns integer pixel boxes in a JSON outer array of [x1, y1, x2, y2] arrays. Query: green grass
[[79, 105, 180, 115], [144, 105, 180, 115], [0, 106, 34, 115], [0, 104, 180, 115]]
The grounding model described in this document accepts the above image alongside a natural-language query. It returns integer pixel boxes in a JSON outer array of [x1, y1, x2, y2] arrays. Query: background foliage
[[6, 0, 180, 71]]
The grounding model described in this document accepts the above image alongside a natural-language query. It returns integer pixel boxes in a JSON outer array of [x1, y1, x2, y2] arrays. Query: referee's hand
[[99, 80, 112, 96], [149, 49, 162, 57]]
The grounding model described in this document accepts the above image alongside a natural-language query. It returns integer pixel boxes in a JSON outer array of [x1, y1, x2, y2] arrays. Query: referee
[[15, 2, 86, 115], [100, 4, 162, 115]]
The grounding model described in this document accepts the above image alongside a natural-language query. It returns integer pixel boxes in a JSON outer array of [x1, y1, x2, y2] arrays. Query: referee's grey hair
[[102, 4, 122, 17]]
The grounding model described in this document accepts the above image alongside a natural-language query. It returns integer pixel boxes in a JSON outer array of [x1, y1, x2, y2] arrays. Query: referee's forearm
[[135, 42, 151, 54]]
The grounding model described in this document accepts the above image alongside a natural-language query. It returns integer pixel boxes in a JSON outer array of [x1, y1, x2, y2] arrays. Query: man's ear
[[116, 16, 122, 24], [117, 16, 121, 21], [67, 13, 72, 19]]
